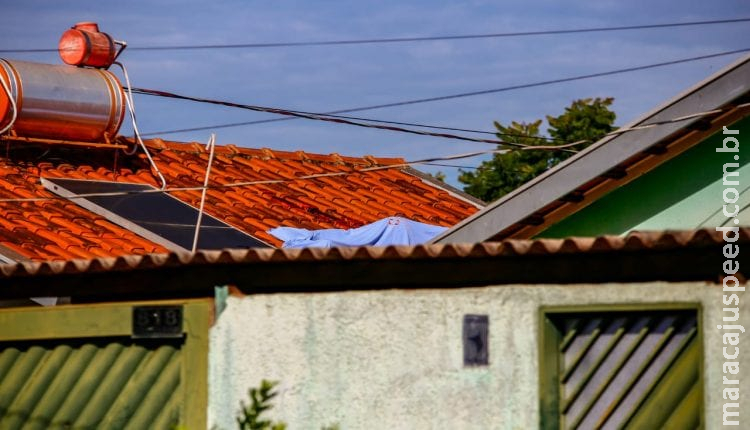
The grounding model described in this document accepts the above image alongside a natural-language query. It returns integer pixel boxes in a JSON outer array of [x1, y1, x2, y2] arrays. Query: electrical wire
[[130, 87, 580, 152], [141, 114, 559, 142], [599, 102, 750, 140], [118, 65, 141, 157], [0, 147, 516, 204], [131, 84, 748, 157], [0, 52, 742, 192], [138, 48, 750, 137], [113, 62, 168, 189], [423, 163, 480, 170], [192, 133, 216, 253], [0, 60, 18, 135], [0, 61, 746, 206], [3, 17, 750, 53], [291, 48, 750, 111], [0, 96, 745, 206]]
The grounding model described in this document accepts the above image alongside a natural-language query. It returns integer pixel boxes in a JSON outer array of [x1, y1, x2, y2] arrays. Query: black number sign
[[132, 306, 183, 338], [463, 314, 489, 366]]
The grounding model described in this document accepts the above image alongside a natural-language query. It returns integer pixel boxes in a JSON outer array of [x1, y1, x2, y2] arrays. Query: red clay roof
[[2, 227, 737, 278], [0, 138, 479, 261]]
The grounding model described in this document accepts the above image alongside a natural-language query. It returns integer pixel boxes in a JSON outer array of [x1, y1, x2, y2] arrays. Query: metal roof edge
[[40, 177, 274, 251], [403, 166, 486, 209], [41, 177, 190, 252], [0, 244, 31, 264], [433, 53, 750, 244]]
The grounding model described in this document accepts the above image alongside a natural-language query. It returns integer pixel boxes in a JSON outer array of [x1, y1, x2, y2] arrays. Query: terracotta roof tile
[[0, 227, 738, 284], [0, 138, 480, 261]]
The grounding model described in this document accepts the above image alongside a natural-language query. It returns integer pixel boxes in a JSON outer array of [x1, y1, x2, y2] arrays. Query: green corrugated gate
[[0, 339, 182, 429], [0, 300, 209, 430], [540, 307, 703, 430]]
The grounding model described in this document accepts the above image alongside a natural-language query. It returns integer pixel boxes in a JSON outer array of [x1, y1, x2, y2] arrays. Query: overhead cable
[[141, 114, 558, 142], [129, 87, 579, 151], [423, 162, 480, 170], [131, 52, 750, 152], [0, 147, 515, 204], [0, 100, 748, 206], [113, 62, 168, 189], [138, 48, 750, 137], [2, 17, 750, 53]]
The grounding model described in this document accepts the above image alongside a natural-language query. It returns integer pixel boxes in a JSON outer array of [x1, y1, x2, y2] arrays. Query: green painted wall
[[539, 116, 750, 238]]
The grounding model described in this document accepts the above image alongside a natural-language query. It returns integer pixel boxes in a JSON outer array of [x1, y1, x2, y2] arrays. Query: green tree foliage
[[429, 171, 447, 183], [233, 380, 339, 430], [237, 380, 287, 430], [459, 97, 616, 202]]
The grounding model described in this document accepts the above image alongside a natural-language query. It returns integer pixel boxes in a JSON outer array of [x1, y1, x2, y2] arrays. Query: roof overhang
[[434, 54, 750, 243], [0, 228, 743, 301]]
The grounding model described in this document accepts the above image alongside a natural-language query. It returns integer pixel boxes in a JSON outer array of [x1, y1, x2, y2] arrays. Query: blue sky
[[1, 0, 749, 187]]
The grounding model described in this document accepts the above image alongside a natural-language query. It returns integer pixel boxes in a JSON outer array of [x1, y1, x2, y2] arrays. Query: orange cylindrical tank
[[0, 59, 125, 142], [0, 69, 10, 129], [59, 22, 116, 68]]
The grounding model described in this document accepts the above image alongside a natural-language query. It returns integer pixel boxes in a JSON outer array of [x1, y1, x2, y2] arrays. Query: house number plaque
[[132, 305, 183, 338]]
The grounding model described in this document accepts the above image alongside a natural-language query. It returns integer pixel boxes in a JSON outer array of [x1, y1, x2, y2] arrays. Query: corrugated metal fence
[[0, 338, 182, 429], [543, 309, 702, 430], [0, 300, 209, 430]]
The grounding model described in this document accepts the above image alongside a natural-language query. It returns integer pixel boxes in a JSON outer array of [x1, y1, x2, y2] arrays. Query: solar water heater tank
[[0, 58, 125, 142]]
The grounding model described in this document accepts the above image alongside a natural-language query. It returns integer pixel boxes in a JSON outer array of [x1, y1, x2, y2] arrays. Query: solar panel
[[42, 178, 269, 251]]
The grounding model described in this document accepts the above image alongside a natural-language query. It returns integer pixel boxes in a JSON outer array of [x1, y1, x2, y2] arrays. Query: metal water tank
[[0, 59, 125, 142], [59, 22, 117, 69]]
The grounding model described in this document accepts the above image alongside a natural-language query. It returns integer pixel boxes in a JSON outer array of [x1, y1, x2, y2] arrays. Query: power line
[[395, 100, 750, 171], [143, 115, 500, 138], [1, 95, 745, 205], [2, 17, 750, 53], [130, 84, 747, 160], [423, 163, 480, 170], [0, 101, 745, 205], [0, 147, 517, 204], [129, 87, 580, 151], [141, 108, 561, 142], [137, 48, 750, 137], [306, 48, 750, 111]]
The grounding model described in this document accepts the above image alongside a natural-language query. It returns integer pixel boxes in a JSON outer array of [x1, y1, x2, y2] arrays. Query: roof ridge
[[143, 138, 407, 166]]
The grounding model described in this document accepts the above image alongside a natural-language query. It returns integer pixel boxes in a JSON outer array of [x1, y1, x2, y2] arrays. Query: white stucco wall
[[208, 282, 748, 429]]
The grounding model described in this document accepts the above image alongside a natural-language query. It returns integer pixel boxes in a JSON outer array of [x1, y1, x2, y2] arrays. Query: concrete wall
[[208, 282, 748, 429]]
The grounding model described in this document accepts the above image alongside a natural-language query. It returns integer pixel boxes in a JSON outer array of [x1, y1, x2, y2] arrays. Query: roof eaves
[[0, 228, 742, 300], [434, 53, 750, 244]]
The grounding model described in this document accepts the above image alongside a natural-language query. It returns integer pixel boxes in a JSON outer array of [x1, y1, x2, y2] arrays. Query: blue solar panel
[[42, 178, 268, 251]]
